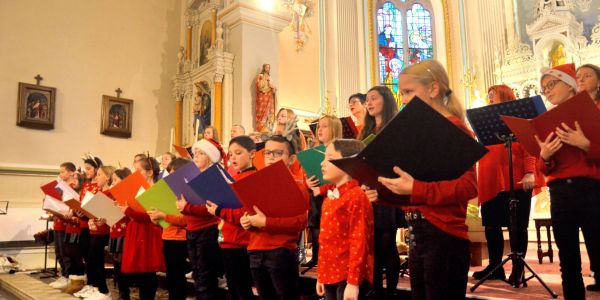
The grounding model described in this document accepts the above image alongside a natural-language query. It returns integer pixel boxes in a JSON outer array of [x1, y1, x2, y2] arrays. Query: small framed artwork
[[100, 95, 133, 138], [16, 82, 56, 130]]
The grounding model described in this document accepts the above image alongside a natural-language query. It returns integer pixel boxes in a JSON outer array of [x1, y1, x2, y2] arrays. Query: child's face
[[321, 144, 346, 184], [228, 143, 255, 171], [58, 167, 73, 181], [365, 90, 385, 117], [317, 118, 333, 145], [277, 110, 288, 124], [203, 128, 214, 140], [541, 75, 574, 106], [264, 141, 295, 167], [83, 163, 96, 180], [134, 161, 153, 182], [161, 154, 172, 169], [398, 74, 435, 106], [95, 169, 109, 188], [193, 149, 212, 171], [111, 173, 122, 186]]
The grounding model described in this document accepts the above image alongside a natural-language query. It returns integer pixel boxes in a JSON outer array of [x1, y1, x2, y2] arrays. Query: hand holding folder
[[232, 160, 308, 217], [187, 163, 241, 208], [136, 180, 182, 228], [501, 92, 600, 158], [297, 145, 327, 184], [331, 97, 488, 205], [109, 171, 150, 213], [81, 192, 125, 226], [163, 162, 203, 204]]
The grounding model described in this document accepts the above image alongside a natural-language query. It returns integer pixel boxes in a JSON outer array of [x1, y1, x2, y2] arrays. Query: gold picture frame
[[16, 82, 56, 130], [100, 95, 133, 138]]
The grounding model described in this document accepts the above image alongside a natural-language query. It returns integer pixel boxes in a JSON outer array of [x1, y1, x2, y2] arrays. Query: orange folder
[[173, 144, 192, 159], [252, 148, 266, 170], [501, 92, 600, 157], [109, 171, 149, 213], [231, 160, 308, 217]]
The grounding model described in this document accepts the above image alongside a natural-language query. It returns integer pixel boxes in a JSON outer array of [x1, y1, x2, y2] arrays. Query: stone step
[[0, 274, 77, 300]]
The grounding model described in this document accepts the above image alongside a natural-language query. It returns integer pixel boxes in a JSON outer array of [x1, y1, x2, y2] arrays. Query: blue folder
[[187, 163, 242, 208], [163, 162, 204, 205]]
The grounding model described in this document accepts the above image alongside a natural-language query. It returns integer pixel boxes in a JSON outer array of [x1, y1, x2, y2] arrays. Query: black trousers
[[163, 240, 189, 300], [64, 231, 87, 276], [249, 248, 299, 300], [324, 281, 370, 300], [373, 228, 400, 294], [129, 272, 158, 300], [187, 225, 222, 300], [408, 219, 470, 300], [87, 234, 109, 293], [113, 260, 131, 300], [549, 178, 600, 300], [222, 247, 254, 300], [53, 230, 70, 277]]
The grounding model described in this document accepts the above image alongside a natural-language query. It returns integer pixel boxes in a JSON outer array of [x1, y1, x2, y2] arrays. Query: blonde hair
[[99, 166, 116, 185], [401, 60, 465, 121], [317, 115, 343, 143]]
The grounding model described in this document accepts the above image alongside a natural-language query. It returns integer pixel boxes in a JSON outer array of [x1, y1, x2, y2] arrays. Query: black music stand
[[31, 215, 58, 278], [467, 96, 557, 298]]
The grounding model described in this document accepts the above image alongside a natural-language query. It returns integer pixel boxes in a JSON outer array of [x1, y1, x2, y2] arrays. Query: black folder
[[331, 97, 488, 205], [466, 95, 546, 146]]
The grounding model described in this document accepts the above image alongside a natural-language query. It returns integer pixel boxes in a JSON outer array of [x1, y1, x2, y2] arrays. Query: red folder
[[109, 171, 149, 213], [231, 160, 308, 217], [173, 144, 192, 159], [40, 180, 62, 200], [501, 92, 600, 157], [340, 116, 359, 138]]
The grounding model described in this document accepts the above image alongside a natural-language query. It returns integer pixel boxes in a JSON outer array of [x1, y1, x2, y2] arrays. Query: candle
[[169, 127, 174, 151], [195, 120, 200, 141]]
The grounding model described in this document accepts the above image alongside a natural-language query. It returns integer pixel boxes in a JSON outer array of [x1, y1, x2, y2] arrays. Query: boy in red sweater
[[206, 135, 256, 300], [316, 139, 374, 300], [240, 135, 309, 300]]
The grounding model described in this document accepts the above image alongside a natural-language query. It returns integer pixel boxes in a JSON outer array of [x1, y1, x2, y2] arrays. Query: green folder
[[362, 134, 376, 146], [136, 180, 182, 228], [297, 144, 327, 184]]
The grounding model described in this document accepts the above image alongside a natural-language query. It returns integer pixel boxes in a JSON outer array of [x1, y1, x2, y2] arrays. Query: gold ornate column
[[211, 9, 217, 47], [186, 26, 192, 60], [214, 80, 223, 141], [175, 96, 183, 146]]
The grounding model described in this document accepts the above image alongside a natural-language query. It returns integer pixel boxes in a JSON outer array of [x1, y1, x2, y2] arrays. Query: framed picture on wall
[[100, 95, 133, 138], [16, 82, 56, 130]]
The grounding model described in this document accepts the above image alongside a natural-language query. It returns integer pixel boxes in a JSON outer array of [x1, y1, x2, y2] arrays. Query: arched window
[[375, 1, 435, 101]]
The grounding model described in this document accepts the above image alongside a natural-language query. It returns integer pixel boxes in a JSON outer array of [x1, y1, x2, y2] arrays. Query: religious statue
[[255, 64, 276, 132], [549, 42, 566, 67], [177, 46, 186, 74], [215, 21, 224, 50]]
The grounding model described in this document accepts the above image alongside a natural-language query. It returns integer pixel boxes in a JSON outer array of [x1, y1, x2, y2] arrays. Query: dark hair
[[168, 157, 191, 173], [138, 157, 160, 182], [230, 135, 256, 152], [358, 86, 398, 140], [266, 135, 297, 155], [60, 162, 76, 172], [577, 64, 600, 101], [83, 157, 103, 169], [114, 168, 132, 180], [134, 153, 147, 162], [331, 139, 365, 158], [348, 93, 367, 104]]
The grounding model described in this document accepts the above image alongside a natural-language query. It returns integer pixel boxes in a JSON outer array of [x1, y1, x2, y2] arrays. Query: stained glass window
[[375, 1, 434, 102]]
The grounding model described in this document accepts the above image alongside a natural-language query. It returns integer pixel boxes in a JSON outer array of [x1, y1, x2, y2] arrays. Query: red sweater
[[80, 182, 110, 235], [538, 102, 600, 182], [53, 217, 66, 231], [182, 204, 219, 232], [218, 168, 256, 249], [121, 207, 165, 273], [402, 116, 478, 240], [477, 142, 544, 203], [318, 180, 374, 286], [247, 181, 309, 251]]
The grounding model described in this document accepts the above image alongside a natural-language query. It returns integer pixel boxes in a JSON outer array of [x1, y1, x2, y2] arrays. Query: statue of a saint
[[255, 64, 276, 132]]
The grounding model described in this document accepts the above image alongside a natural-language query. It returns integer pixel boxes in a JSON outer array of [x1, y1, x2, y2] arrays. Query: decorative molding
[[0, 166, 57, 177], [219, 2, 291, 33]]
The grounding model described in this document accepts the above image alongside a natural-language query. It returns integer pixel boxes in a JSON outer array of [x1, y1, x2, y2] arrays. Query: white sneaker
[[83, 290, 111, 300], [49, 276, 68, 289], [75, 286, 97, 298]]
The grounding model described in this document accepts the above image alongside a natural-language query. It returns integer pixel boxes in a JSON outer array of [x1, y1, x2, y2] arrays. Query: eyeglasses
[[541, 79, 562, 95], [264, 150, 287, 158]]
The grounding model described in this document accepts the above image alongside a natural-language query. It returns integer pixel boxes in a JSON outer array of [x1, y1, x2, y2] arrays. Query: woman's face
[[488, 89, 502, 104], [203, 128, 214, 140], [95, 169, 109, 188], [365, 90, 385, 117], [348, 97, 366, 117], [541, 75, 574, 105], [277, 110, 288, 124], [83, 163, 96, 180], [317, 118, 333, 145], [576, 67, 599, 98]]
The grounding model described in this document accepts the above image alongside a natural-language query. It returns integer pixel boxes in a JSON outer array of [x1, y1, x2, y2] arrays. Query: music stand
[[467, 96, 557, 298], [31, 215, 58, 278]]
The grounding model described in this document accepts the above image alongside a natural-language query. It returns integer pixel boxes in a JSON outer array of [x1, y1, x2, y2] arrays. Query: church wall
[[0, 1, 181, 208]]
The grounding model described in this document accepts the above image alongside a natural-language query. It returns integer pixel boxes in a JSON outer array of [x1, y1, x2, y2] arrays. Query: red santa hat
[[192, 139, 225, 164], [540, 63, 577, 91]]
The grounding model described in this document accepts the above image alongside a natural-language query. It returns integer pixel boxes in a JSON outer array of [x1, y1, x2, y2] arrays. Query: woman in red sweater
[[378, 60, 476, 299], [536, 63, 600, 299], [472, 85, 542, 283], [121, 157, 165, 300], [206, 135, 257, 300]]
